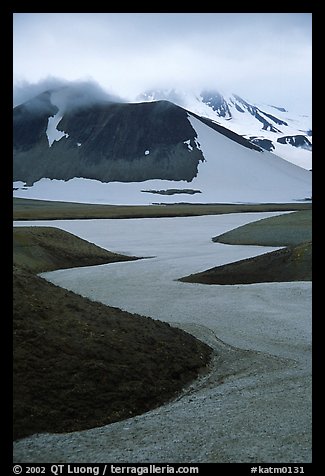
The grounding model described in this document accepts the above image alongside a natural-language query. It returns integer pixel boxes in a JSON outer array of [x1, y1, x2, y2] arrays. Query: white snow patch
[[271, 141, 312, 170], [184, 139, 193, 151], [13, 181, 26, 189], [46, 113, 69, 147], [194, 136, 201, 150]]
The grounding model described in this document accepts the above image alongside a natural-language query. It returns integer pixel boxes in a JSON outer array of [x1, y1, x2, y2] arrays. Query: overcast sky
[[13, 12, 312, 114]]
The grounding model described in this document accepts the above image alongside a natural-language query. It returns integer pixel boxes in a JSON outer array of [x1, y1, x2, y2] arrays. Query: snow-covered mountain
[[13, 90, 311, 205], [13, 85, 312, 205], [138, 89, 312, 170]]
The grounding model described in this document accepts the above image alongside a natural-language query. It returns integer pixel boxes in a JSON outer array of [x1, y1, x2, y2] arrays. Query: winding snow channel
[[13, 212, 312, 463]]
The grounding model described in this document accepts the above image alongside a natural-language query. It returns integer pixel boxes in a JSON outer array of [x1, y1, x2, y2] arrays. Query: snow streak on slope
[[13, 113, 312, 205], [46, 112, 69, 147]]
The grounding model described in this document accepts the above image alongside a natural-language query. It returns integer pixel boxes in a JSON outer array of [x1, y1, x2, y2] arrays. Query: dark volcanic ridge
[[14, 96, 204, 185], [13, 90, 262, 187]]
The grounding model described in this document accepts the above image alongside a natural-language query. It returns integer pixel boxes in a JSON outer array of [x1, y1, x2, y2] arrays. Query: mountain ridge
[[138, 88, 312, 170], [13, 86, 312, 205]]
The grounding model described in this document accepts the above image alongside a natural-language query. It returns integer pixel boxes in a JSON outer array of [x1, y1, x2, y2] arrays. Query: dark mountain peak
[[14, 90, 56, 115], [13, 95, 207, 185], [14, 81, 126, 118], [13, 91, 58, 151], [136, 88, 183, 105]]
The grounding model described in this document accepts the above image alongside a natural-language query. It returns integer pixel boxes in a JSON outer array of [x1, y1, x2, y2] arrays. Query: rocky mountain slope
[[138, 88, 312, 170], [13, 86, 312, 204]]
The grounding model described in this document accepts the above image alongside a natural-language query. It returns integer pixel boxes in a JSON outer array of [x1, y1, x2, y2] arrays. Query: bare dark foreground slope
[[13, 227, 212, 440]]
